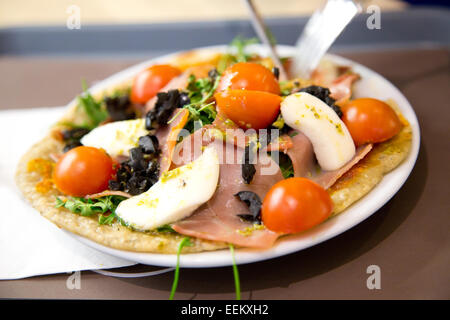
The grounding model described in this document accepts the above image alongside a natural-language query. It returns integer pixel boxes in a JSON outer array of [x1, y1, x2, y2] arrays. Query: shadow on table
[[118, 142, 428, 296]]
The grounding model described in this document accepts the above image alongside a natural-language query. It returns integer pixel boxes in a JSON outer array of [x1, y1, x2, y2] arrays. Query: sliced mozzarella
[[281, 92, 355, 171], [80, 119, 148, 157], [115, 146, 220, 231]]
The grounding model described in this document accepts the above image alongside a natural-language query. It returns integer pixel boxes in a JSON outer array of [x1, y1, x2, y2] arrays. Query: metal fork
[[244, 0, 360, 79], [292, 0, 361, 78], [242, 0, 289, 81]]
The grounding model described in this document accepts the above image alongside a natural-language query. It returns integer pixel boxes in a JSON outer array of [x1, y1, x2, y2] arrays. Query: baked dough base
[[15, 54, 412, 254]]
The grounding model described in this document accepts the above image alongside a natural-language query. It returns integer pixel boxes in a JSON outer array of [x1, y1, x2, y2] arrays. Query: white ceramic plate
[[70, 45, 420, 268]]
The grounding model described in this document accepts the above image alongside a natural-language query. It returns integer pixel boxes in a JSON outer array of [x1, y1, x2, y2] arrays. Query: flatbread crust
[[15, 132, 228, 254], [15, 53, 412, 254]]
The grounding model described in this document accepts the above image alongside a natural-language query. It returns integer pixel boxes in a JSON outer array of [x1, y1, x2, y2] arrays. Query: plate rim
[[69, 45, 421, 268]]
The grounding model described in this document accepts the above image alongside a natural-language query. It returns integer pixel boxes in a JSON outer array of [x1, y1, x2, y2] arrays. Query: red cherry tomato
[[53, 146, 115, 197], [217, 62, 280, 95], [214, 89, 281, 130], [130, 64, 182, 104], [262, 178, 333, 234], [341, 98, 402, 146]]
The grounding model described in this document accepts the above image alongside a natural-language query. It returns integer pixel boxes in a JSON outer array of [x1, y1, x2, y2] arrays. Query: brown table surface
[[0, 47, 449, 300]]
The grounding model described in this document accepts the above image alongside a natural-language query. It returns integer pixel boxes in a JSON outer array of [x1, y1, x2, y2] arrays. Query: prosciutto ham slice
[[155, 108, 189, 174], [85, 190, 132, 199], [170, 124, 371, 248], [284, 131, 372, 189], [329, 73, 360, 105], [265, 134, 293, 153], [172, 132, 282, 248], [312, 144, 373, 189], [285, 132, 316, 178], [310, 60, 360, 105]]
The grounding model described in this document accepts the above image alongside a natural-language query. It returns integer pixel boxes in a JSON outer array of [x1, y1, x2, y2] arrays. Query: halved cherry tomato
[[262, 177, 333, 234], [131, 64, 182, 104], [217, 62, 280, 95], [214, 89, 281, 130], [53, 146, 115, 197], [341, 98, 402, 146]]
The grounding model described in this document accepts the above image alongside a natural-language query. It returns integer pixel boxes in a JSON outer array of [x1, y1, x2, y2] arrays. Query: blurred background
[[0, 0, 448, 109], [0, 0, 406, 27]]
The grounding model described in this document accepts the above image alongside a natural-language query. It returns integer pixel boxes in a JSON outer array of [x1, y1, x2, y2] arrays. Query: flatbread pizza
[[15, 40, 412, 255]]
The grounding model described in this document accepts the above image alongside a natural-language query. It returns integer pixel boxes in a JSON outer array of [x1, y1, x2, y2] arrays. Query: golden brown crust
[[15, 51, 413, 253]]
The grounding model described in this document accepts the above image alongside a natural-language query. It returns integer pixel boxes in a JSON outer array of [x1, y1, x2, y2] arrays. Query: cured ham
[[285, 132, 315, 178], [311, 144, 373, 189], [155, 108, 189, 174], [166, 121, 371, 248], [265, 134, 293, 153], [284, 131, 372, 189], [172, 133, 283, 248], [310, 60, 359, 105], [329, 73, 360, 105], [85, 190, 132, 199]]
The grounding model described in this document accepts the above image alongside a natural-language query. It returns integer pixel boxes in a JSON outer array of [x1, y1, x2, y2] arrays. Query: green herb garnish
[[280, 160, 294, 179], [77, 80, 108, 129], [186, 74, 219, 106], [55, 195, 125, 225], [182, 74, 220, 133], [156, 224, 177, 233], [98, 212, 116, 225], [269, 151, 294, 179], [229, 244, 241, 300], [169, 237, 193, 300], [230, 35, 259, 63], [217, 36, 259, 72]]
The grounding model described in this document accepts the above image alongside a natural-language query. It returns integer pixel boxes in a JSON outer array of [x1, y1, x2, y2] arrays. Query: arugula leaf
[[55, 195, 126, 224], [77, 80, 108, 129], [280, 160, 294, 179], [229, 244, 241, 300], [156, 224, 177, 233], [269, 151, 294, 179], [230, 35, 259, 63], [182, 74, 220, 133], [169, 237, 193, 300], [98, 212, 116, 225], [186, 74, 220, 106], [217, 36, 259, 72]]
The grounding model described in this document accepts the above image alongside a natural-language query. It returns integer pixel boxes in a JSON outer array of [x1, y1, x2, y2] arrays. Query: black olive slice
[[298, 85, 343, 117], [242, 142, 256, 184], [235, 191, 262, 224]]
